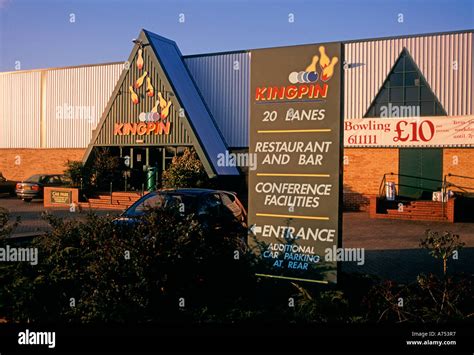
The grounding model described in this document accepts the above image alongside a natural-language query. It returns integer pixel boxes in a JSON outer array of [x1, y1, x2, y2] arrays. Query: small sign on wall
[[44, 187, 79, 208], [344, 116, 474, 147], [50, 190, 72, 204]]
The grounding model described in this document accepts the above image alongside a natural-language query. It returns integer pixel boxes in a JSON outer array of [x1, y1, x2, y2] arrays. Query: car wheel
[[23, 198, 32, 202]]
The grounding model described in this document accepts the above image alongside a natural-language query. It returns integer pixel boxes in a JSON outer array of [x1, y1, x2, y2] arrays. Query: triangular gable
[[365, 48, 447, 118], [83, 29, 239, 177]]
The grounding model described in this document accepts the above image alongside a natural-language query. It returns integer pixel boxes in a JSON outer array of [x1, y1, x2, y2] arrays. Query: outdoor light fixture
[[132, 38, 142, 46], [132, 38, 149, 48]]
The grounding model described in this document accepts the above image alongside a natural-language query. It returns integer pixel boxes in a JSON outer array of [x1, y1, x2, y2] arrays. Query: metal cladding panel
[[184, 52, 250, 148], [0, 71, 41, 148], [44, 63, 123, 148], [344, 31, 473, 119], [146, 31, 239, 176], [94, 44, 193, 147]]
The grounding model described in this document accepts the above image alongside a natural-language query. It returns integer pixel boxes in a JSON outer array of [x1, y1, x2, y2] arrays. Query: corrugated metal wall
[[0, 71, 41, 148], [184, 52, 250, 148], [94, 43, 192, 146], [44, 63, 123, 148], [2, 31, 472, 149], [0, 63, 122, 149], [344, 31, 473, 119]]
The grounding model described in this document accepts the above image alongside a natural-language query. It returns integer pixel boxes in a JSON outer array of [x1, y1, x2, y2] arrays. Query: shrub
[[362, 230, 471, 323], [162, 148, 209, 188], [0, 207, 252, 322], [91, 147, 120, 190], [64, 160, 91, 189], [2, 213, 472, 324], [420, 230, 465, 276]]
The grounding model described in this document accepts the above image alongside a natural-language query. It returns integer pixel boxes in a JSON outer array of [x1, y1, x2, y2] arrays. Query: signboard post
[[249, 43, 343, 284]]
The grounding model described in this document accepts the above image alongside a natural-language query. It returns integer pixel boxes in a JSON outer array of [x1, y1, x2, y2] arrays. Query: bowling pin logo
[[158, 92, 167, 110], [160, 101, 172, 120], [146, 77, 154, 97], [157, 92, 172, 119], [146, 92, 172, 120], [287, 45, 338, 84], [321, 57, 339, 82], [319, 46, 330, 69], [151, 99, 159, 113], [129, 86, 139, 105], [137, 48, 144, 70], [134, 71, 148, 89], [319, 46, 338, 82]]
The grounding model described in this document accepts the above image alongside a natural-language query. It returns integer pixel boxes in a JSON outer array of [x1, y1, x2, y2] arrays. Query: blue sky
[[0, 0, 472, 71]]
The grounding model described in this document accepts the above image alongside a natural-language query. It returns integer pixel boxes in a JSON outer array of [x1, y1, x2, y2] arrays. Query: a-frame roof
[[83, 29, 239, 177]]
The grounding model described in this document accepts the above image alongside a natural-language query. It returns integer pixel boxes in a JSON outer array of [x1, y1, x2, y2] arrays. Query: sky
[[0, 0, 472, 71]]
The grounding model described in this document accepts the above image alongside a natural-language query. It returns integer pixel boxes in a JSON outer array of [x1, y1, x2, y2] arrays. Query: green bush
[[361, 230, 471, 323], [1, 214, 472, 324], [91, 147, 120, 190], [0, 208, 252, 322], [162, 148, 209, 188], [0, 207, 12, 239], [64, 160, 91, 189], [420, 230, 465, 276]]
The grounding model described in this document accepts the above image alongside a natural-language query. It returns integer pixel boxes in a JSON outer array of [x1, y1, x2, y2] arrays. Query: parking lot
[[0, 195, 121, 237], [1, 195, 473, 282]]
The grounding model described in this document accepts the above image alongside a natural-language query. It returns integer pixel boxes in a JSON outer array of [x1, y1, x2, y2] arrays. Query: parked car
[[116, 188, 247, 235], [16, 174, 66, 202], [0, 173, 18, 196]]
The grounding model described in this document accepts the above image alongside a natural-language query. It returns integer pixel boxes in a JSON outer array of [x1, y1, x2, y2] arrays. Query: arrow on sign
[[248, 224, 262, 236]]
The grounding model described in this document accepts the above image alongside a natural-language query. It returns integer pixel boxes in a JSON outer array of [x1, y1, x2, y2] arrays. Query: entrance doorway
[[398, 148, 443, 199], [119, 146, 188, 191], [120, 147, 163, 191]]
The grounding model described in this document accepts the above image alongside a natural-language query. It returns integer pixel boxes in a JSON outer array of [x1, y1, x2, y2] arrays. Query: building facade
[[0, 29, 472, 209]]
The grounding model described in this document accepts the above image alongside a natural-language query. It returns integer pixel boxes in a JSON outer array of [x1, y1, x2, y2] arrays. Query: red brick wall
[[2, 148, 473, 209], [443, 149, 474, 192], [343, 148, 474, 210], [343, 148, 399, 210], [0, 149, 86, 181]]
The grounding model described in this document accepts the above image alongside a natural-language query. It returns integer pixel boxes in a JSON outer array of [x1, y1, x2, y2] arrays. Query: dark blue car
[[115, 188, 247, 232]]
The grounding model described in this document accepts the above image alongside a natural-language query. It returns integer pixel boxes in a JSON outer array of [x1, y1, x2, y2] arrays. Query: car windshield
[[25, 175, 45, 183], [123, 193, 197, 217]]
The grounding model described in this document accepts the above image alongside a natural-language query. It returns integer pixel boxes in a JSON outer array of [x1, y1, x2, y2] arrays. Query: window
[[220, 192, 242, 220], [198, 194, 222, 216], [48, 176, 62, 184], [126, 193, 197, 216], [365, 49, 447, 118]]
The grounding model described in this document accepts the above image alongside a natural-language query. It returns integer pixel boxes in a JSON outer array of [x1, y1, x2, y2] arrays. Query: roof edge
[[0, 61, 124, 75]]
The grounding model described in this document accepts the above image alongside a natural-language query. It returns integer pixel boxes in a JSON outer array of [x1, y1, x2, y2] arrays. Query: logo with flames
[[289, 45, 339, 84], [114, 47, 172, 136], [255, 45, 339, 102], [139, 92, 172, 122]]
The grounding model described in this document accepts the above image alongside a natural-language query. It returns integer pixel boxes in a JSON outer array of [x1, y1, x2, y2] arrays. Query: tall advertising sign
[[249, 43, 342, 284]]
